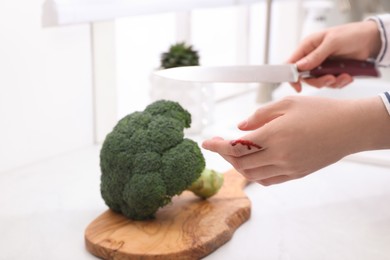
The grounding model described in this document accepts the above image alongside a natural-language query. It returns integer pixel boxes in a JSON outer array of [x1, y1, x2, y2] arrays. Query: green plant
[[160, 42, 200, 69], [99, 100, 223, 220]]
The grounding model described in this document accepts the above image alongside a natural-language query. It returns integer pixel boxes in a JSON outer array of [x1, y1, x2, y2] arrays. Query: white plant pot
[[150, 72, 214, 135]]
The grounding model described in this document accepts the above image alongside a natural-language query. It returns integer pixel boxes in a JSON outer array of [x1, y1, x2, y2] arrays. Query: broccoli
[[99, 100, 223, 220]]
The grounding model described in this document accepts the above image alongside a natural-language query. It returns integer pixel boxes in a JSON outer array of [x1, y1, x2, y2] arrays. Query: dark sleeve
[[379, 92, 390, 116]]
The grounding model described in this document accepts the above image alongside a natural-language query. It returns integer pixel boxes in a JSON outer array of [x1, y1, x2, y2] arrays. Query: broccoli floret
[[100, 100, 222, 220]]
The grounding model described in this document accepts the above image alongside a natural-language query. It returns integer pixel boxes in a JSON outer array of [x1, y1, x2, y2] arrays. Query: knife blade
[[153, 59, 380, 83]]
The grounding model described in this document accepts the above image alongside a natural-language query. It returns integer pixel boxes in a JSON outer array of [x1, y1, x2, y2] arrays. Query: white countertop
[[1, 144, 390, 260], [1, 86, 390, 259]]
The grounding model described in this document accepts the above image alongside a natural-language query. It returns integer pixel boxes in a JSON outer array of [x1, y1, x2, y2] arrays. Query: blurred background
[[1, 0, 390, 174]]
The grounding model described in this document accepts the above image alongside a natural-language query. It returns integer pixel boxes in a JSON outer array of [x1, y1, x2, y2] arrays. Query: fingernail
[[238, 120, 248, 128]]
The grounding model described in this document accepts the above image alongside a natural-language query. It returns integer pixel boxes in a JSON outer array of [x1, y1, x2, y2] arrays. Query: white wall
[[115, 13, 176, 117], [115, 2, 304, 118], [0, 0, 94, 173]]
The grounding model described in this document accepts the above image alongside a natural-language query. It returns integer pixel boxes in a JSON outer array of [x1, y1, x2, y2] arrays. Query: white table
[[1, 142, 390, 260]]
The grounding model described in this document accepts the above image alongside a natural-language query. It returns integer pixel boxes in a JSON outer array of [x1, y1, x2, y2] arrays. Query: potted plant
[[160, 42, 200, 69], [150, 42, 214, 135]]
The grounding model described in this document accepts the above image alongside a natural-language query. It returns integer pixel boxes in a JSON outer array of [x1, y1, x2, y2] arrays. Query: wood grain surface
[[85, 169, 251, 260]]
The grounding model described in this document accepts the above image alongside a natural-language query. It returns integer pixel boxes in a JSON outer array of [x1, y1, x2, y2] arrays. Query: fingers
[[202, 141, 300, 185], [238, 164, 278, 181], [202, 139, 286, 183], [202, 137, 264, 157], [287, 30, 351, 89], [287, 31, 329, 70], [295, 44, 330, 71], [202, 134, 295, 184], [302, 73, 353, 89], [211, 151, 295, 185], [329, 73, 354, 88], [302, 75, 336, 88], [206, 144, 301, 185], [290, 73, 353, 92]]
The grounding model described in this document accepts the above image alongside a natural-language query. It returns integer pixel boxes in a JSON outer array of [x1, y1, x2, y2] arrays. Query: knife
[[153, 59, 380, 83]]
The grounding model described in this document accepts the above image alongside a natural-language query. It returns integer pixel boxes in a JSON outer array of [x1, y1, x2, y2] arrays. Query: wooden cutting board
[[85, 169, 251, 260]]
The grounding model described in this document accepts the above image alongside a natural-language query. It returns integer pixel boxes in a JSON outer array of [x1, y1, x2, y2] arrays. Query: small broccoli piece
[[188, 168, 224, 199], [100, 100, 223, 220]]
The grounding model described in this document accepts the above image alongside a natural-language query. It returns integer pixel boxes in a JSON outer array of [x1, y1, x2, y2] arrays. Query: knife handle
[[308, 59, 380, 78]]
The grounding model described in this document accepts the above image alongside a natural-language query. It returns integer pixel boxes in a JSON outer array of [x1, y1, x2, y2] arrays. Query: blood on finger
[[230, 139, 262, 150]]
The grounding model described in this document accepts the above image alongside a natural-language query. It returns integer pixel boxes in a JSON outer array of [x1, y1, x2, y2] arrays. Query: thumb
[[238, 103, 284, 131]]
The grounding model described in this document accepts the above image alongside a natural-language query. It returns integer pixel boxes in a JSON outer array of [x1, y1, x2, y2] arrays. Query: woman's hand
[[202, 95, 390, 186], [288, 20, 381, 92]]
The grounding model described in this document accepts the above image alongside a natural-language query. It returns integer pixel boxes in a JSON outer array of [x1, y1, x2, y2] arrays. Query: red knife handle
[[308, 59, 380, 78]]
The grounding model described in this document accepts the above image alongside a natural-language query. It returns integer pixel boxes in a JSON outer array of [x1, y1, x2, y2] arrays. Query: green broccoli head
[[100, 100, 205, 220]]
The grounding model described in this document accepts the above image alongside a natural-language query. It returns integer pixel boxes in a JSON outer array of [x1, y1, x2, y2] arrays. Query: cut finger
[[202, 137, 263, 157]]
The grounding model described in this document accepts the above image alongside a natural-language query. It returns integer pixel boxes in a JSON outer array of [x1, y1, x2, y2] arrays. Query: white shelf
[[42, 0, 263, 26]]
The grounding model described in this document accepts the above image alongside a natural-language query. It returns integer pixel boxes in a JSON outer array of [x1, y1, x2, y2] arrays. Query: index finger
[[202, 137, 264, 157]]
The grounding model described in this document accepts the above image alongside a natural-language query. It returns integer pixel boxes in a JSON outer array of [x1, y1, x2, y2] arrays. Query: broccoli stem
[[187, 168, 224, 199]]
